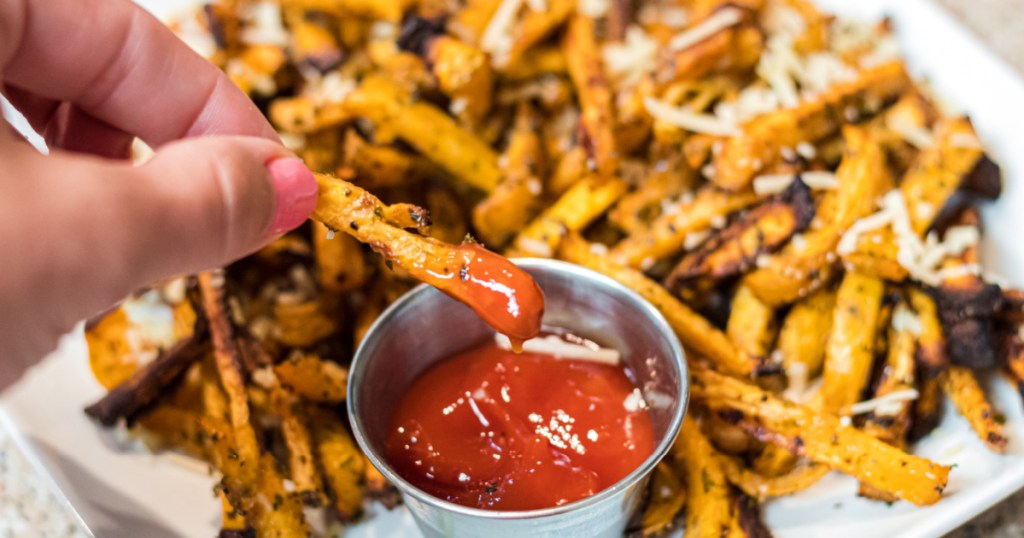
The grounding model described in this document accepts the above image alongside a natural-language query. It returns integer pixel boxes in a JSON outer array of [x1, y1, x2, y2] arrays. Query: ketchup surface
[[384, 340, 655, 511]]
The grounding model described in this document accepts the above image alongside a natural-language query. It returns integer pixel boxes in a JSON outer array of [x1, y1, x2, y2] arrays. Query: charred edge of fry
[[236, 330, 273, 374], [960, 153, 1002, 201], [734, 491, 772, 538], [928, 282, 1001, 369], [998, 325, 1024, 397], [997, 288, 1024, 324], [666, 178, 814, 289], [396, 14, 447, 57], [84, 320, 209, 427]]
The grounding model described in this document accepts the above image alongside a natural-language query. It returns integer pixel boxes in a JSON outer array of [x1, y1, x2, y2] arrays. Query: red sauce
[[384, 339, 655, 511], [423, 243, 544, 345]]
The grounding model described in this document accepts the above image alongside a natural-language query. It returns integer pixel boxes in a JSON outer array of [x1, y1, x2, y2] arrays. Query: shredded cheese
[[578, 0, 610, 18], [481, 0, 523, 66], [891, 303, 923, 335], [241, 2, 289, 47], [752, 171, 838, 195], [643, 97, 739, 136], [494, 333, 622, 365], [888, 115, 934, 149], [603, 26, 658, 86], [849, 389, 919, 417], [668, 7, 744, 51]]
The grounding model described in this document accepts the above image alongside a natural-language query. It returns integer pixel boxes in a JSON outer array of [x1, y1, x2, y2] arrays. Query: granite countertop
[[2, 0, 1024, 536]]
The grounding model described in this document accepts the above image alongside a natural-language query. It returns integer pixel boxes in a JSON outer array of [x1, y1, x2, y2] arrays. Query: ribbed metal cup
[[348, 258, 688, 538]]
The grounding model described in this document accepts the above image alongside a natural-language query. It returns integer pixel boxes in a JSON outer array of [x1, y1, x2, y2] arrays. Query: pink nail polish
[[267, 157, 317, 235]]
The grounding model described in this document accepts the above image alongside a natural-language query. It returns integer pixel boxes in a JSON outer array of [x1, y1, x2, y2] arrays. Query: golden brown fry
[[608, 160, 694, 234], [726, 285, 779, 370], [314, 221, 368, 294], [281, 0, 411, 20], [639, 461, 686, 536], [473, 104, 546, 247], [666, 179, 815, 287], [816, 272, 885, 413], [86, 307, 145, 389], [563, 15, 619, 178], [341, 130, 434, 190], [291, 19, 343, 72], [693, 365, 950, 506], [907, 288, 948, 440], [657, 23, 763, 85], [610, 186, 758, 268], [135, 406, 207, 459], [425, 187, 469, 244], [344, 75, 501, 191], [745, 126, 892, 306], [508, 175, 628, 258], [309, 405, 366, 518], [219, 491, 248, 533], [777, 288, 836, 386], [503, 0, 575, 68], [719, 454, 830, 500], [674, 416, 738, 538], [274, 299, 336, 348], [712, 61, 910, 191], [559, 234, 751, 376], [942, 366, 1007, 452], [547, 146, 588, 196], [448, 0, 501, 44], [270, 386, 325, 501], [858, 302, 917, 501], [502, 47, 567, 81], [273, 353, 349, 403], [428, 36, 494, 121]]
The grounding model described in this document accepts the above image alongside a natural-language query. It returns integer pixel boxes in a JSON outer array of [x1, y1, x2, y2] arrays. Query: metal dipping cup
[[348, 258, 688, 538]]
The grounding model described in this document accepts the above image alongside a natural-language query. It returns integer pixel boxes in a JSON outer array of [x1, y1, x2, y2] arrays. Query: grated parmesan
[[577, 0, 610, 18], [603, 26, 658, 86], [891, 303, 923, 335], [480, 0, 523, 66], [494, 333, 622, 365], [752, 171, 838, 195], [887, 115, 934, 149], [668, 7, 744, 51], [643, 97, 739, 136], [849, 389, 919, 417], [240, 2, 289, 47]]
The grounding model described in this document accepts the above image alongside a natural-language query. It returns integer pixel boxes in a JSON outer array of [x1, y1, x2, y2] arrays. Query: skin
[[0, 0, 317, 388]]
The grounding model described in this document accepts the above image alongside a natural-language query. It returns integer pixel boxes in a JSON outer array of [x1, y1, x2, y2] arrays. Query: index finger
[[0, 0, 277, 145]]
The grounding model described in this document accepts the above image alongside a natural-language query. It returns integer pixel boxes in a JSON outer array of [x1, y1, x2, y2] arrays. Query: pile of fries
[[84, 0, 1024, 535]]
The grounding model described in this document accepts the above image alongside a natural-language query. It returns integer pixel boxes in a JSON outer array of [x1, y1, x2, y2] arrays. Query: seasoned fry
[[273, 299, 336, 348], [313, 221, 368, 294], [712, 61, 910, 191], [816, 272, 885, 413], [508, 175, 628, 258], [666, 178, 814, 287], [726, 285, 780, 372], [657, 20, 764, 85], [309, 405, 365, 518], [719, 453, 830, 499], [563, 15, 619, 178], [427, 36, 494, 121], [942, 366, 1007, 452], [270, 386, 324, 501], [777, 288, 836, 388], [86, 307, 148, 390], [344, 76, 502, 191], [560, 234, 752, 376], [638, 461, 686, 536], [745, 126, 892, 306], [609, 159, 695, 235], [503, 0, 575, 69], [694, 365, 950, 506], [340, 130, 434, 190], [273, 353, 348, 403], [610, 186, 759, 268], [674, 416, 738, 538]]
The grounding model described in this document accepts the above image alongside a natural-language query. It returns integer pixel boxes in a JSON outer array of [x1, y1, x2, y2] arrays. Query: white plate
[[3, 0, 1024, 536]]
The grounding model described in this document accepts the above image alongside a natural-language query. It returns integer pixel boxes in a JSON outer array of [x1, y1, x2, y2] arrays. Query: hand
[[0, 0, 317, 387]]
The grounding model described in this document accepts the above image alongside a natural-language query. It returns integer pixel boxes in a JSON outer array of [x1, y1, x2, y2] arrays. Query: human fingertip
[[267, 157, 317, 235]]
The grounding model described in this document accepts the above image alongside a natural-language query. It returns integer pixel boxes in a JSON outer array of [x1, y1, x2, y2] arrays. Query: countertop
[[2, 1, 1023, 536]]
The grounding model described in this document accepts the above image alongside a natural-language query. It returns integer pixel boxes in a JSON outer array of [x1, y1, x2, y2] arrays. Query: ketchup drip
[[384, 340, 655, 511], [424, 243, 544, 346]]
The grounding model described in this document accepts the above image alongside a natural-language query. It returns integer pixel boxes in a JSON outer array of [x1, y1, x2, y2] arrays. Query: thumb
[[3, 135, 316, 343]]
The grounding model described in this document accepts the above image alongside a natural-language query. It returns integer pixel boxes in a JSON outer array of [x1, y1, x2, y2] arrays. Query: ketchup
[[384, 339, 655, 511], [421, 243, 544, 345]]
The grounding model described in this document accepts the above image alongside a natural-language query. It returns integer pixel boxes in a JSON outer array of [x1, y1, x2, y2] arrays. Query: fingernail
[[267, 157, 317, 235]]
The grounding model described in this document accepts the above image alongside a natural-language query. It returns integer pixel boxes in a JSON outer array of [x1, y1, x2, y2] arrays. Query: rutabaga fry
[[777, 288, 836, 388], [610, 186, 759, 268], [718, 453, 830, 500], [309, 406, 366, 518], [503, 0, 575, 69], [674, 416, 739, 538], [638, 461, 686, 537], [815, 272, 885, 413], [726, 285, 780, 372], [563, 15, 619, 178], [270, 386, 325, 503], [559, 234, 752, 376], [427, 36, 494, 122], [712, 61, 910, 191], [313, 221, 368, 294], [941, 366, 1008, 452], [693, 365, 950, 506], [608, 159, 695, 235], [273, 353, 349, 403], [744, 126, 892, 306]]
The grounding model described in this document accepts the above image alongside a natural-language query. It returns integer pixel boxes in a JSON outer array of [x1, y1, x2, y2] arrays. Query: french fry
[[858, 300, 917, 501], [219, 491, 248, 533], [313, 220, 368, 294], [473, 103, 546, 247], [726, 285, 780, 372], [502, 47, 567, 81], [86, 307, 147, 389], [281, 0, 411, 21], [508, 175, 628, 258], [563, 15, 619, 178], [340, 130, 434, 190], [135, 406, 208, 459], [744, 126, 892, 306], [694, 365, 950, 506], [816, 272, 885, 413], [559, 234, 752, 376], [309, 406, 366, 518], [547, 146, 589, 196], [777, 288, 836, 388], [718, 453, 829, 500], [656, 21, 763, 85], [344, 75, 502, 191], [273, 353, 349, 403], [674, 416, 740, 538], [447, 0, 501, 44], [503, 0, 575, 68], [270, 386, 325, 502], [711, 61, 910, 191], [907, 288, 948, 440], [427, 36, 494, 121], [425, 187, 469, 244], [638, 461, 686, 536], [608, 159, 695, 234], [942, 366, 1008, 452], [665, 178, 815, 287], [274, 299, 336, 348], [610, 186, 758, 268], [290, 19, 343, 72]]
